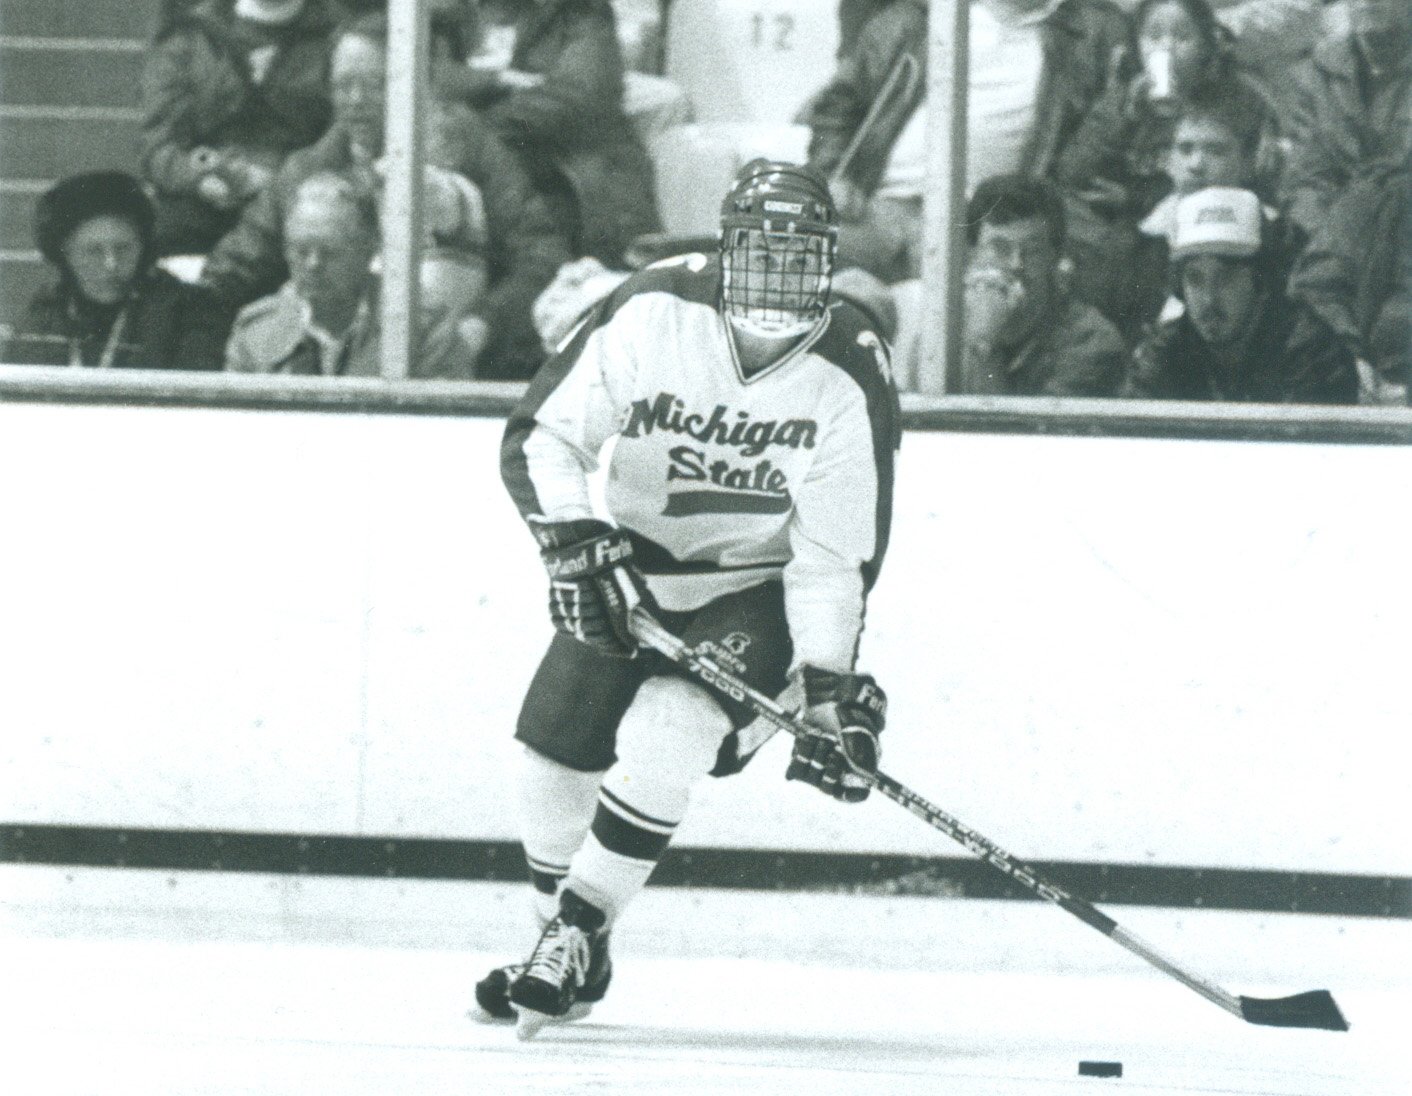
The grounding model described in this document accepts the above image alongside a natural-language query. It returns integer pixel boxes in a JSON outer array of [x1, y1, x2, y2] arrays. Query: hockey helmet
[[719, 159, 838, 339]]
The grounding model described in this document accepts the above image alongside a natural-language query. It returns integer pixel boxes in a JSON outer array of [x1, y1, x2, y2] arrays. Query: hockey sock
[[565, 676, 730, 924], [565, 772, 686, 923], [516, 745, 604, 923], [565, 829, 665, 924]]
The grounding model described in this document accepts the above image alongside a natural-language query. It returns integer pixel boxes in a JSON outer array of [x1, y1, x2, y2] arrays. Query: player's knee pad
[[614, 675, 731, 791]]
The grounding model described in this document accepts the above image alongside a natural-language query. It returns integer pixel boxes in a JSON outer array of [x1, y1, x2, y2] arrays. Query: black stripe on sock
[[591, 803, 674, 861], [529, 866, 565, 895]]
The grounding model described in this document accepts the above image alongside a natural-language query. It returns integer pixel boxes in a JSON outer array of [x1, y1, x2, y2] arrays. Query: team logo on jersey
[[622, 392, 812, 517], [622, 392, 817, 455], [663, 445, 793, 515]]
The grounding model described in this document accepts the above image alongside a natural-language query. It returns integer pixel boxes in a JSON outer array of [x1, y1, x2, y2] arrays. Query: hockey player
[[482, 159, 900, 1039]]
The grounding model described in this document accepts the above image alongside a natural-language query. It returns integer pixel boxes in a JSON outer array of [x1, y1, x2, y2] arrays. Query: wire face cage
[[721, 227, 833, 338]]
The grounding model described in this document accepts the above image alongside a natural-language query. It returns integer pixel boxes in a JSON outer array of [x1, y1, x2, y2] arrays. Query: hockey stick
[[629, 608, 1350, 1033]]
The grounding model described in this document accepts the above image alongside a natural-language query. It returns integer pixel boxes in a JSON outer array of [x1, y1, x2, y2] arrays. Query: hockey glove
[[532, 518, 653, 658], [784, 665, 887, 803]]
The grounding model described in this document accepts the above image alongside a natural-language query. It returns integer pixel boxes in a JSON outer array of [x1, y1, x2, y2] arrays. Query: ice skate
[[471, 943, 611, 1026], [510, 889, 610, 1040], [471, 962, 525, 1023]]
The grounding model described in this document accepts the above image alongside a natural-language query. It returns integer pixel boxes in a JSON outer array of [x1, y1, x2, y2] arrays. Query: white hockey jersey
[[502, 254, 899, 671]]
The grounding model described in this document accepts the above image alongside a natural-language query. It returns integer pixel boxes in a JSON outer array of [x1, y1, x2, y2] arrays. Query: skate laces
[[525, 919, 592, 988]]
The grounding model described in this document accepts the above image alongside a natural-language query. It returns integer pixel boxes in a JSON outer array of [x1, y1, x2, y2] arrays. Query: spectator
[[447, 0, 661, 266], [1110, 0, 1324, 112], [1146, 87, 1267, 227], [1064, 0, 1282, 206], [837, 0, 900, 54], [1363, 296, 1411, 406], [423, 94, 574, 378], [203, 13, 571, 379], [1056, 0, 1281, 334], [1125, 187, 1356, 402], [1, 172, 225, 370], [960, 174, 1127, 395], [1288, 153, 1412, 405], [1282, 0, 1412, 238], [609, 0, 667, 73], [1132, 86, 1288, 328], [140, 0, 337, 256], [1207, 0, 1321, 115], [225, 173, 473, 377], [803, 0, 1129, 287], [421, 245, 494, 365]]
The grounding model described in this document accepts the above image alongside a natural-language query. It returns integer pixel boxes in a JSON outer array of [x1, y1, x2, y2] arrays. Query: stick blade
[[1239, 990, 1349, 1031]]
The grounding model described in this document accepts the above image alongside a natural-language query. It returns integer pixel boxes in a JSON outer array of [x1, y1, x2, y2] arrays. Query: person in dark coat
[[1124, 186, 1356, 403], [960, 174, 1128, 396], [1287, 151, 1412, 404], [1058, 0, 1283, 216], [1283, 0, 1412, 238], [446, 0, 661, 266], [140, 0, 338, 255], [836, 0, 901, 57], [202, 13, 572, 379], [1, 172, 226, 371], [1054, 0, 1283, 334]]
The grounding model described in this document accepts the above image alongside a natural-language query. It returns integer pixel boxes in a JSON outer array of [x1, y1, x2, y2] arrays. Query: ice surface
[[2, 873, 1406, 1095]]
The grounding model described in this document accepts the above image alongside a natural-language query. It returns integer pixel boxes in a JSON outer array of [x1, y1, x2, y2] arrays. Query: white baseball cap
[[1170, 187, 1263, 260]]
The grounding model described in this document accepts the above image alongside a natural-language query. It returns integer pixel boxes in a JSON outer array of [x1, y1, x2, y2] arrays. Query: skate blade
[[514, 1005, 553, 1041], [512, 1000, 594, 1040], [472, 1001, 592, 1027]]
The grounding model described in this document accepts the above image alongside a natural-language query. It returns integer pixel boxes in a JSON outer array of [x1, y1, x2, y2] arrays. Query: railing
[[3, 364, 1408, 445]]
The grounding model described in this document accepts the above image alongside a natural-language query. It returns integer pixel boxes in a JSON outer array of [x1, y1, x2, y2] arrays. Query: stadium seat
[[648, 121, 812, 237], [664, 0, 838, 125], [0, 0, 161, 330], [650, 0, 833, 238]]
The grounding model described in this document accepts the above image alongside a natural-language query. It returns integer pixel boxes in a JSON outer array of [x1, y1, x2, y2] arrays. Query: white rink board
[[1, 401, 1409, 874]]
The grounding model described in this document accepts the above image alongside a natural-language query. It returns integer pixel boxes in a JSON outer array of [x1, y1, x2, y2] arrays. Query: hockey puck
[[1078, 1061, 1123, 1078]]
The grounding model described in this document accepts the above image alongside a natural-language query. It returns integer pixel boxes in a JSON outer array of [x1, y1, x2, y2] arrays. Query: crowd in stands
[[1, 0, 1406, 405]]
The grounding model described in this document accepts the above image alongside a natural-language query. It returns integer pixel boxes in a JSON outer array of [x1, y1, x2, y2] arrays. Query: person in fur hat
[[0, 171, 227, 370]]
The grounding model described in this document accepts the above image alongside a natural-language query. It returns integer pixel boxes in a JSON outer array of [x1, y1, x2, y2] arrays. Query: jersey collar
[[722, 310, 831, 385]]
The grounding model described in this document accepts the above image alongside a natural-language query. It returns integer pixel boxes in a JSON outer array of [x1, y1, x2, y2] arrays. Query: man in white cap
[[1125, 186, 1356, 403]]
